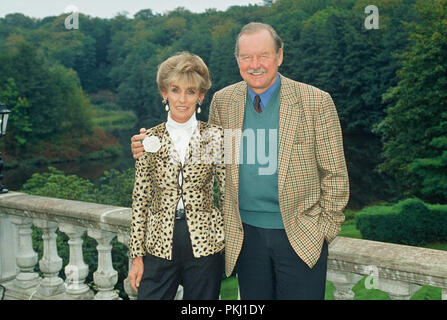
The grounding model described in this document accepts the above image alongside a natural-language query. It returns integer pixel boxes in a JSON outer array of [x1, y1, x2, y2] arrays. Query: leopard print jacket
[[129, 121, 225, 260]]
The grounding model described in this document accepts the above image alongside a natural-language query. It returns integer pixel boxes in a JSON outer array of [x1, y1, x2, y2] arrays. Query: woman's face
[[163, 82, 204, 123]]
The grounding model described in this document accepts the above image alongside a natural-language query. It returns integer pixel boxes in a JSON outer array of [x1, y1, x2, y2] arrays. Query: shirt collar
[[247, 73, 280, 111], [166, 111, 198, 131]]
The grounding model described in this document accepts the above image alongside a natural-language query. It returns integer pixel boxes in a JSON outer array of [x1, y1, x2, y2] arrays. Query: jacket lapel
[[185, 121, 203, 165], [277, 74, 302, 195], [155, 123, 180, 164], [228, 81, 247, 195]]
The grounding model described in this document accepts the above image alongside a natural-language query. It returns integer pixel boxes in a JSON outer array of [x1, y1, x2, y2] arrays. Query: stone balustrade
[[0, 191, 136, 300], [0, 191, 446, 300]]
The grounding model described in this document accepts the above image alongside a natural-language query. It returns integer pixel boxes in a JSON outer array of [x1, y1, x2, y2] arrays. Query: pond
[[2, 128, 137, 192]]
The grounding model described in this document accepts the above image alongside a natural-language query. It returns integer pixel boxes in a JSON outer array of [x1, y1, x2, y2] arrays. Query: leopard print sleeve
[[129, 154, 151, 258]]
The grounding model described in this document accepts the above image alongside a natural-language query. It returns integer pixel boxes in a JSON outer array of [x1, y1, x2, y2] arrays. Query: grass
[[220, 276, 239, 300], [219, 218, 447, 300], [92, 105, 137, 132], [93, 109, 137, 132]]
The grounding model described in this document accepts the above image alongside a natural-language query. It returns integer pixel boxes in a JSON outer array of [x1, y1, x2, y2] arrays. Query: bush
[[355, 198, 447, 246]]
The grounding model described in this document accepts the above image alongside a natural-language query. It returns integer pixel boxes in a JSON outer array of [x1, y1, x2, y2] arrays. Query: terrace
[[1, 192, 446, 300]]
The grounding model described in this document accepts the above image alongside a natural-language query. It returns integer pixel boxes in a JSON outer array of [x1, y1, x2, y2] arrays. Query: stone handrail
[[0, 191, 446, 300], [327, 236, 447, 299], [0, 191, 135, 300]]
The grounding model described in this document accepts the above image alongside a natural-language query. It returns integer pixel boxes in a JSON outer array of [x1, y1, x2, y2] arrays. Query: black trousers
[[137, 219, 224, 300], [236, 223, 328, 300]]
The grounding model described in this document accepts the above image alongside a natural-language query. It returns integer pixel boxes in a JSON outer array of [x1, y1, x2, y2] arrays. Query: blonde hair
[[156, 51, 211, 94]]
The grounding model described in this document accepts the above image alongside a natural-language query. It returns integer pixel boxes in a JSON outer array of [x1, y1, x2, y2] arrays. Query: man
[[130, 22, 349, 300]]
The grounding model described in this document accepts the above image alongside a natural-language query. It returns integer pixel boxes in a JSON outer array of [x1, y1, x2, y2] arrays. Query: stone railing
[[327, 236, 447, 299], [0, 191, 446, 300]]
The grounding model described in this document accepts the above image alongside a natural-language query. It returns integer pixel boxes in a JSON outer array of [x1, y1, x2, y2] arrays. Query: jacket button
[[185, 204, 192, 211]]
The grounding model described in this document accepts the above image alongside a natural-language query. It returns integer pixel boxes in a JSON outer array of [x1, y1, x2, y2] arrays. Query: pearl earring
[[197, 100, 202, 114], [163, 98, 169, 111]]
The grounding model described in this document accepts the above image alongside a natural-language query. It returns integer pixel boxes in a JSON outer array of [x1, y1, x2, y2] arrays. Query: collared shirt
[[247, 73, 280, 112], [166, 112, 198, 209]]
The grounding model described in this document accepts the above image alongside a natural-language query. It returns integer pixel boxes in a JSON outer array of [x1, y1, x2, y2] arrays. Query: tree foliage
[[0, 0, 445, 206], [374, 0, 447, 202]]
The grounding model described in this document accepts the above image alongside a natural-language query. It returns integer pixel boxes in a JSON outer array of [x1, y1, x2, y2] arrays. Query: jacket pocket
[[303, 204, 322, 217]]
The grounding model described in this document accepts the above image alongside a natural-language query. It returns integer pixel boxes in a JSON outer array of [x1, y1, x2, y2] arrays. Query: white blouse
[[165, 112, 198, 209]]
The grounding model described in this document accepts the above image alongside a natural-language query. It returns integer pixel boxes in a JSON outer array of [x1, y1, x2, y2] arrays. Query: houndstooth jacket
[[208, 74, 349, 276]]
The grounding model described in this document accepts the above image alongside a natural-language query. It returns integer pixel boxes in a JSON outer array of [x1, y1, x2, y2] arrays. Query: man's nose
[[250, 56, 260, 69]]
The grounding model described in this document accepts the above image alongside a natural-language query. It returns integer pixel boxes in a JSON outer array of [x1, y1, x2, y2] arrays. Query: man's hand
[[128, 256, 144, 292], [131, 128, 147, 159]]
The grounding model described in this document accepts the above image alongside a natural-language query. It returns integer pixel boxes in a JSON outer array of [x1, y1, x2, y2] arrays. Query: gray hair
[[234, 22, 284, 59]]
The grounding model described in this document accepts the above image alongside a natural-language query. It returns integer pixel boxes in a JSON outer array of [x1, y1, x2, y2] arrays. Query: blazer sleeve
[[129, 155, 151, 258], [214, 126, 226, 210], [208, 93, 222, 126], [315, 92, 350, 243]]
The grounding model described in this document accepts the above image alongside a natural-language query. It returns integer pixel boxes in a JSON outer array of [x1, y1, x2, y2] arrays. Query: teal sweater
[[238, 81, 284, 229]]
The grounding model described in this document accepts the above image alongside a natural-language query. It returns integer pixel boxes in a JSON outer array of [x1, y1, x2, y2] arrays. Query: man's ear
[[277, 48, 284, 67]]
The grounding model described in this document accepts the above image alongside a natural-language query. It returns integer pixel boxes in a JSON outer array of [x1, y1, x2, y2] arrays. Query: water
[[2, 128, 137, 192]]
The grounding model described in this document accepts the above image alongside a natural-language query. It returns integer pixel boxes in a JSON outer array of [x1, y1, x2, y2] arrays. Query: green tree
[[21, 167, 96, 201], [374, 0, 447, 202], [0, 77, 32, 152]]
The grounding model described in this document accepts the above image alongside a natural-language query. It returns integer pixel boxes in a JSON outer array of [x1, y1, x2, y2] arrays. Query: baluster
[[327, 270, 362, 300], [378, 278, 421, 300], [117, 233, 137, 300], [0, 213, 19, 282], [88, 228, 119, 300], [59, 223, 93, 299], [33, 219, 65, 296], [9, 216, 40, 289]]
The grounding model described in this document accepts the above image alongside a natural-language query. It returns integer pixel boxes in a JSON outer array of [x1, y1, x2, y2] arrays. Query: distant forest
[[0, 0, 446, 208]]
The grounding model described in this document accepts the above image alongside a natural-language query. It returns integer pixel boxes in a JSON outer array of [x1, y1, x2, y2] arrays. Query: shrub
[[355, 198, 447, 246]]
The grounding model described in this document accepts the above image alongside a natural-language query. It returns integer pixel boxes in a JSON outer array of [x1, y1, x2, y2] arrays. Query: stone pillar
[[88, 228, 119, 300], [9, 217, 40, 289], [378, 278, 421, 300], [59, 223, 93, 299], [442, 288, 446, 300], [117, 233, 137, 300], [33, 219, 65, 296], [0, 213, 19, 281], [327, 270, 362, 300]]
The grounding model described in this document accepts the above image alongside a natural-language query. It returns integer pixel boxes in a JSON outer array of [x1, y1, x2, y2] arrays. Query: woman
[[128, 52, 225, 300]]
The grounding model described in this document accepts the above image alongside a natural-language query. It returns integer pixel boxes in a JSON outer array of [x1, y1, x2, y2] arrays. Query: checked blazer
[[208, 74, 349, 276]]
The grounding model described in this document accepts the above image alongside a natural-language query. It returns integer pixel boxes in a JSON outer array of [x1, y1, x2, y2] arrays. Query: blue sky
[[0, 0, 263, 19]]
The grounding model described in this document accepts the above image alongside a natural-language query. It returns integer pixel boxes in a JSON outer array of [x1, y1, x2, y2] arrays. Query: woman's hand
[[131, 128, 147, 159], [128, 256, 144, 292]]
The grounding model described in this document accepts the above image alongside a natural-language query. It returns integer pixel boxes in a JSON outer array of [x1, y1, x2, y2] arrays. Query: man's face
[[237, 29, 283, 94]]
